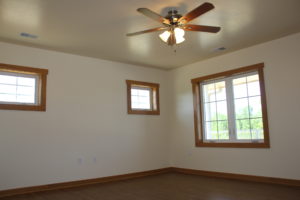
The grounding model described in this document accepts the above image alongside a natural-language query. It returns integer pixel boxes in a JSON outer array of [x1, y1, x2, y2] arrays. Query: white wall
[[1, 32, 300, 191], [0, 42, 170, 190], [169, 32, 300, 180]]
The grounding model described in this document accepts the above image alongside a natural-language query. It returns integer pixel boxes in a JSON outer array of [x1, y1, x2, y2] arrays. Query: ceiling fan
[[126, 2, 221, 46]]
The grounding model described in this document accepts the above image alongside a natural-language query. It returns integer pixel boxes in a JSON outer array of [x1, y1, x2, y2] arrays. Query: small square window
[[0, 63, 48, 111], [126, 80, 160, 115]]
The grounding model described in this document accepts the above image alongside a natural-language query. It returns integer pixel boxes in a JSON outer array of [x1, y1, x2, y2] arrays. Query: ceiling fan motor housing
[[165, 10, 182, 25]]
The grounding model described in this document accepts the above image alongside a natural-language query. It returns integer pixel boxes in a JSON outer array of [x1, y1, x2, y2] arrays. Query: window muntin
[[126, 80, 160, 115], [191, 63, 269, 148], [0, 63, 48, 111]]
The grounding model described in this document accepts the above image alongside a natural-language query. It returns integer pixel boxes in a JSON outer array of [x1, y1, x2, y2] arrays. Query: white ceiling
[[0, 0, 300, 69]]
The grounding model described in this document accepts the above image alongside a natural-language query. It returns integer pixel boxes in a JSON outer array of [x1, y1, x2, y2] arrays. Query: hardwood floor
[[1, 173, 299, 200]]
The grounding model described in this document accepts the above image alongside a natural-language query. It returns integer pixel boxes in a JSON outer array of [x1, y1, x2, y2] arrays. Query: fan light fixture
[[126, 3, 221, 46], [159, 28, 185, 44]]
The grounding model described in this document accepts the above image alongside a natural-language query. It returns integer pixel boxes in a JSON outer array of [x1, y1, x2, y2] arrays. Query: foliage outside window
[[0, 63, 48, 111], [126, 80, 160, 115], [191, 63, 270, 148]]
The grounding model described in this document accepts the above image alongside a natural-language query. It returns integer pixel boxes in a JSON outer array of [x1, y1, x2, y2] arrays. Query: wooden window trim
[[0, 63, 48, 111], [191, 63, 270, 148], [126, 80, 160, 115]]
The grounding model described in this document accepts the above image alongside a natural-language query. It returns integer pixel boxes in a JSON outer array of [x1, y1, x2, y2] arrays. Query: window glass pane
[[138, 89, 150, 97], [217, 101, 228, 120], [235, 98, 250, 119], [0, 75, 17, 84], [0, 93, 16, 102], [249, 96, 262, 118], [17, 95, 35, 103], [250, 118, 264, 139], [137, 103, 150, 109], [0, 74, 37, 104], [236, 119, 251, 139], [247, 75, 260, 96], [205, 121, 218, 140], [203, 83, 215, 102], [17, 77, 36, 86], [139, 97, 150, 105], [0, 84, 17, 94], [215, 81, 226, 101], [131, 87, 151, 110], [132, 102, 151, 109], [131, 101, 139, 108], [17, 86, 35, 96], [204, 102, 217, 121], [131, 89, 138, 95], [233, 77, 247, 98], [218, 121, 229, 139], [131, 95, 138, 102]]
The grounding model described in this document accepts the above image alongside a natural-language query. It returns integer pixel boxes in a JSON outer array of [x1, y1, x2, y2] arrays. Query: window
[[191, 63, 269, 148], [0, 63, 48, 111], [126, 80, 160, 115]]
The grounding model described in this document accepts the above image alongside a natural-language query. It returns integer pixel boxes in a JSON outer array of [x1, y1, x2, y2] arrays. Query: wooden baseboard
[[1, 167, 299, 198], [170, 167, 300, 187], [0, 168, 171, 198]]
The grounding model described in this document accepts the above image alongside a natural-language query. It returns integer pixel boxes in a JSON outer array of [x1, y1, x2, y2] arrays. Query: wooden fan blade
[[137, 8, 170, 24], [126, 27, 167, 36], [182, 25, 221, 33], [179, 2, 214, 23]]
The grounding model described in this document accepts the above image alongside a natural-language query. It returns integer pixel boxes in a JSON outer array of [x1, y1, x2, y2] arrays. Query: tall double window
[[191, 63, 269, 148]]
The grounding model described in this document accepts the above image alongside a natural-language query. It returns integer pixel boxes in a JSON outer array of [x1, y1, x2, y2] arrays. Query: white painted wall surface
[[0, 42, 170, 190], [168, 33, 300, 180], [0, 32, 300, 191]]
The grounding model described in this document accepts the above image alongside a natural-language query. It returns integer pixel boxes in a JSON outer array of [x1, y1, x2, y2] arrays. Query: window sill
[[128, 109, 160, 115], [196, 140, 270, 148], [0, 104, 46, 111]]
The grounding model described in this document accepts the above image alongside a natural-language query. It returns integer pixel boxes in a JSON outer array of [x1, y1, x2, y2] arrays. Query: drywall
[[0, 42, 170, 190], [1, 32, 300, 191], [169, 32, 300, 180]]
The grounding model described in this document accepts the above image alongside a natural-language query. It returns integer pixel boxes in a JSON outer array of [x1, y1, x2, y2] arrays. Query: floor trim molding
[[1, 167, 299, 197], [171, 167, 300, 187], [0, 168, 171, 198]]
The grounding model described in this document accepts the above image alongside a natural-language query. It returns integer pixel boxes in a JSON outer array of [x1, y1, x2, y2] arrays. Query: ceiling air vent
[[20, 32, 38, 39]]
